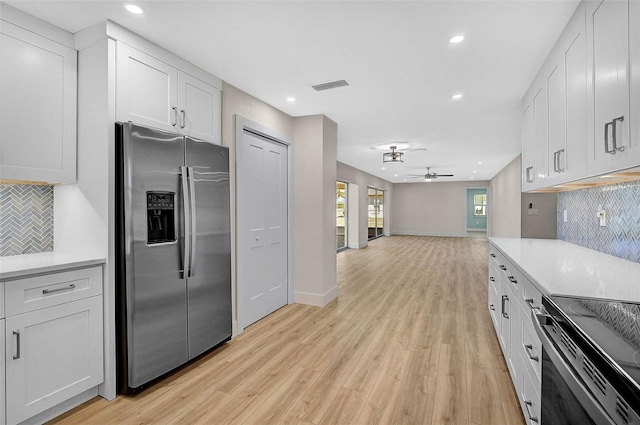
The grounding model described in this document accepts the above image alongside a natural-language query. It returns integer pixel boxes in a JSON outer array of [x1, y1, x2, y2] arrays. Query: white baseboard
[[391, 231, 467, 238], [348, 240, 368, 249], [295, 285, 339, 307]]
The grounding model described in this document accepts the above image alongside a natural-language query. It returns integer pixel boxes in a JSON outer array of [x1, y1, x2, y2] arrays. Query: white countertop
[[0, 252, 106, 280], [489, 238, 640, 303]]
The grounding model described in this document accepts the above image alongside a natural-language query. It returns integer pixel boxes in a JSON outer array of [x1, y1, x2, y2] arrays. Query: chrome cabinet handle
[[524, 344, 539, 362], [523, 398, 539, 423], [508, 276, 517, 284], [181, 166, 191, 279], [499, 265, 507, 271], [605, 120, 614, 154], [553, 151, 558, 173], [490, 253, 496, 258], [489, 304, 495, 311], [180, 109, 186, 129], [501, 295, 509, 319], [172, 106, 178, 127], [525, 166, 534, 183], [557, 149, 565, 172], [525, 298, 535, 309], [612, 116, 625, 152], [13, 330, 20, 360], [42, 283, 76, 294]]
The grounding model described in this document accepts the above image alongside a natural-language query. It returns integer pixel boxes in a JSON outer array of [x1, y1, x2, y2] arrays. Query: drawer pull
[[499, 265, 507, 271], [489, 304, 495, 311], [13, 330, 21, 360], [489, 277, 495, 282], [490, 253, 496, 258], [508, 276, 517, 284], [43, 283, 76, 295], [523, 398, 539, 423], [524, 344, 539, 362], [501, 295, 509, 319], [525, 298, 535, 309]]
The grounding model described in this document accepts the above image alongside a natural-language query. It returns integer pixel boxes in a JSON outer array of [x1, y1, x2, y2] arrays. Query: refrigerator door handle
[[181, 166, 191, 279], [188, 166, 197, 277]]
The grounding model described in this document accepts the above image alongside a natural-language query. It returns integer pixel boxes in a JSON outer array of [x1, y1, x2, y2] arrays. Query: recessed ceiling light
[[450, 35, 465, 44], [286, 97, 296, 102], [381, 167, 386, 170], [452, 93, 463, 100], [403, 179, 407, 182], [477, 161, 483, 164], [473, 170, 478, 173], [470, 177, 475, 179], [124, 4, 144, 14], [394, 174, 398, 177]]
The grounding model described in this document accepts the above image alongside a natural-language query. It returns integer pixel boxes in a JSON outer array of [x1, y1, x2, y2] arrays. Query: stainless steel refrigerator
[[115, 122, 231, 393]]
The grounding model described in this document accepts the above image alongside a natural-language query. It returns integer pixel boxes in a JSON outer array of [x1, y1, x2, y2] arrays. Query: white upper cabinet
[[547, 7, 587, 183], [586, 0, 638, 173], [116, 42, 221, 144], [178, 71, 222, 145], [522, 0, 640, 191], [522, 101, 535, 190], [116, 43, 178, 133], [0, 21, 77, 183]]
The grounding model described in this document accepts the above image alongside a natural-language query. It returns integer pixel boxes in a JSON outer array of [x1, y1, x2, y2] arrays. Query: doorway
[[466, 187, 488, 236], [367, 187, 384, 240], [236, 117, 290, 332], [336, 181, 348, 251]]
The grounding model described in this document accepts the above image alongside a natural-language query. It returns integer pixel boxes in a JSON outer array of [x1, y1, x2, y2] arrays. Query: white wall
[[390, 180, 490, 237], [489, 155, 522, 238], [337, 162, 392, 247]]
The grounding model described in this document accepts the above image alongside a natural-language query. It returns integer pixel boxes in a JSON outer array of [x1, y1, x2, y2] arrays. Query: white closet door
[[237, 129, 289, 331]]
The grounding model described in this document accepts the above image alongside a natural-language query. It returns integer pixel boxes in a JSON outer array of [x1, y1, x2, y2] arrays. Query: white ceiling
[[8, 0, 579, 183]]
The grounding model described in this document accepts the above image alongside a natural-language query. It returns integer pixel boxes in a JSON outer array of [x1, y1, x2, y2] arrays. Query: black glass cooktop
[[546, 295, 640, 412]]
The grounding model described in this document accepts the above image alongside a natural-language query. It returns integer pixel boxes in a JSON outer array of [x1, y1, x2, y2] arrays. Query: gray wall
[[390, 180, 490, 237], [521, 193, 557, 239], [489, 155, 522, 238]]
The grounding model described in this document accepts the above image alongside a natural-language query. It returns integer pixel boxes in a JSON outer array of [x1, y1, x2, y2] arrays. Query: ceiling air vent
[[312, 80, 349, 91]]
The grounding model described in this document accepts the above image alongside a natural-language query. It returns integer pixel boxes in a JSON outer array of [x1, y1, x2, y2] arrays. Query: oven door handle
[[531, 309, 616, 425]]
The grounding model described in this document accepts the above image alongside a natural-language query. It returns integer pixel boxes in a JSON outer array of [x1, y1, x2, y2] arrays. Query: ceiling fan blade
[[407, 174, 425, 177], [435, 174, 454, 177]]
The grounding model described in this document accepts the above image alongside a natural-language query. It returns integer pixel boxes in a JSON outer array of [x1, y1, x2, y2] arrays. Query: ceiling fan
[[407, 167, 454, 181], [378, 144, 428, 163]]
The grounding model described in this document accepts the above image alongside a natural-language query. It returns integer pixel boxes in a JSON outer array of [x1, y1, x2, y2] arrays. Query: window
[[474, 194, 487, 216]]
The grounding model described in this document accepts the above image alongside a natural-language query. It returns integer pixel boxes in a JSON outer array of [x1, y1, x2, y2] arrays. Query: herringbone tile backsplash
[[0, 183, 54, 256], [557, 180, 640, 263]]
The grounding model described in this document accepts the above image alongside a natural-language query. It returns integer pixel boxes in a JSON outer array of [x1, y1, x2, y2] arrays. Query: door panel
[[121, 122, 188, 388], [116, 43, 178, 132], [185, 138, 231, 358], [238, 130, 289, 330], [178, 72, 221, 144]]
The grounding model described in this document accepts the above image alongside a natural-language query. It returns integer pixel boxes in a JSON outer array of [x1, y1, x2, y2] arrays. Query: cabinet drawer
[[5, 266, 102, 316], [488, 246, 503, 269], [520, 363, 541, 425], [519, 273, 543, 312], [0, 282, 4, 319], [521, 309, 542, 389]]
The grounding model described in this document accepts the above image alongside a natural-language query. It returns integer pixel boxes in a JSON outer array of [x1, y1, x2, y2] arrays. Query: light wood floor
[[50, 236, 525, 425]]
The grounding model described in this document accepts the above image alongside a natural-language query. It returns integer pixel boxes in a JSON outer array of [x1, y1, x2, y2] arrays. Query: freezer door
[[121, 122, 189, 388], [185, 137, 232, 358]]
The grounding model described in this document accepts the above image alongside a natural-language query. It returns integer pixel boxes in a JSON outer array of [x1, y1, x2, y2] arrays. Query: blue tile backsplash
[[0, 183, 54, 256], [557, 180, 640, 263]]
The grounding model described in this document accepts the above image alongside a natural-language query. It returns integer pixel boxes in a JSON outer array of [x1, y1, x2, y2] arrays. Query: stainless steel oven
[[532, 295, 640, 425]]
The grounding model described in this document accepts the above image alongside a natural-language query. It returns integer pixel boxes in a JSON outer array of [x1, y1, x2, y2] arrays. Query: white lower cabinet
[[488, 244, 542, 425], [1, 265, 104, 425], [0, 318, 5, 425]]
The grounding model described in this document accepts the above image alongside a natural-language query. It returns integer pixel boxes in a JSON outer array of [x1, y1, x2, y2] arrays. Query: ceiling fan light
[[382, 150, 404, 163]]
